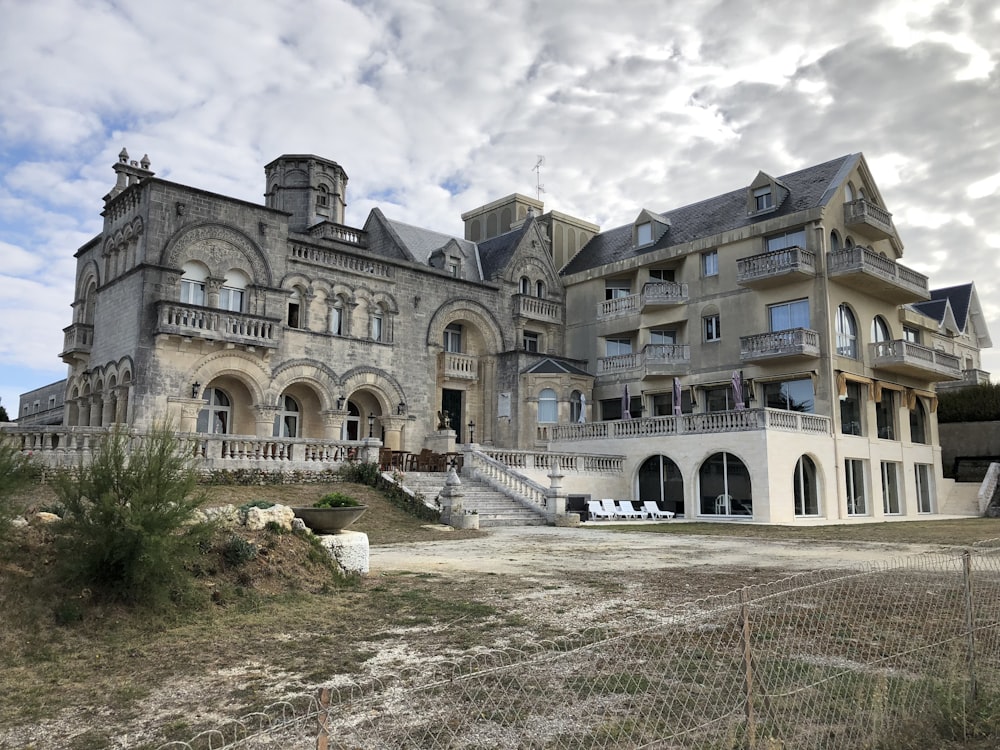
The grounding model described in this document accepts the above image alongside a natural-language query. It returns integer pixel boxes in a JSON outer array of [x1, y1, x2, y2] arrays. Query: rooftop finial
[[118, 147, 129, 164]]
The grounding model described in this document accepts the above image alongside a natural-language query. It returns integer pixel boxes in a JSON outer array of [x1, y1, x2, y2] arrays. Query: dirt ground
[[370, 523, 951, 576]]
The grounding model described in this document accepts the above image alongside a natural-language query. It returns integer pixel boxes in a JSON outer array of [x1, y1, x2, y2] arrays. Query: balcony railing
[[736, 247, 816, 288], [155, 302, 280, 348], [550, 408, 832, 442], [597, 351, 641, 375], [60, 323, 94, 361], [598, 345, 691, 378], [827, 246, 929, 303], [641, 281, 688, 307], [598, 293, 639, 319], [740, 328, 821, 362], [844, 199, 894, 240], [869, 340, 962, 381], [513, 294, 563, 324], [937, 368, 992, 391], [440, 351, 478, 380], [289, 243, 393, 279]]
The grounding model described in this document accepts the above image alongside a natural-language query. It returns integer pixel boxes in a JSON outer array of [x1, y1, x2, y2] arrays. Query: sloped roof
[[929, 284, 974, 330], [476, 219, 533, 280], [384, 217, 479, 266], [562, 154, 859, 275], [910, 298, 950, 326], [522, 357, 592, 376]]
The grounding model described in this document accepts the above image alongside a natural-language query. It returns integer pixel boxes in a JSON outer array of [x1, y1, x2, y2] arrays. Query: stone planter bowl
[[293, 506, 368, 534]]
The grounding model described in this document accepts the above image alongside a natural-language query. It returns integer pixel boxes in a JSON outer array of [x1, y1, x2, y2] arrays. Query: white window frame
[[636, 221, 652, 246], [702, 250, 719, 277], [537, 388, 557, 423], [845, 458, 868, 516], [523, 331, 540, 353], [753, 186, 773, 212], [768, 299, 810, 331], [444, 323, 463, 353], [881, 461, 901, 515], [605, 337, 632, 357], [703, 313, 721, 342], [915, 464, 934, 513]]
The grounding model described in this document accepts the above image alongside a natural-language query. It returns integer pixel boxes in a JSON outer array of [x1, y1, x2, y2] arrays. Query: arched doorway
[[699, 452, 752, 517], [638, 455, 684, 517]]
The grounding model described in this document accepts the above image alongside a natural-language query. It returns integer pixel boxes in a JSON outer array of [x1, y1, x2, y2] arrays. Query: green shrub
[[238, 499, 275, 512], [338, 460, 381, 486], [221, 534, 258, 567], [52, 425, 214, 607], [0, 438, 35, 540], [315, 492, 361, 508], [938, 383, 1000, 423]]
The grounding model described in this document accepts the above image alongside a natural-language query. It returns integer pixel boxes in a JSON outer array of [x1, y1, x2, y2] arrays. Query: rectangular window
[[371, 314, 383, 342], [754, 186, 773, 211], [448, 262, 459, 277], [915, 464, 934, 513], [649, 329, 676, 345], [702, 250, 718, 277], [881, 461, 901, 514], [846, 459, 868, 515], [444, 323, 463, 353], [903, 326, 921, 344], [637, 222, 652, 246], [600, 397, 637, 421], [329, 306, 343, 336], [219, 287, 243, 312], [703, 314, 721, 342], [605, 338, 632, 356], [768, 299, 810, 331], [840, 382, 864, 436], [763, 378, 815, 412], [523, 331, 539, 352], [287, 303, 300, 329], [605, 279, 632, 300], [653, 391, 692, 416], [876, 390, 897, 440], [181, 280, 205, 306], [649, 268, 675, 282], [705, 387, 733, 413], [766, 229, 806, 252]]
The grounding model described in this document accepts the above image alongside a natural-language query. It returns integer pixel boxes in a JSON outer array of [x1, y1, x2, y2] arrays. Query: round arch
[[161, 222, 273, 286], [426, 298, 507, 352], [637, 454, 685, 516], [698, 451, 752, 517]]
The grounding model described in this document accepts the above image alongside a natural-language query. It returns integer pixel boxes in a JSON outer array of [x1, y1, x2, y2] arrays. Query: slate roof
[[929, 284, 974, 330], [384, 217, 479, 266], [476, 219, 533, 281], [561, 154, 860, 275], [522, 357, 592, 376], [910, 298, 949, 325]]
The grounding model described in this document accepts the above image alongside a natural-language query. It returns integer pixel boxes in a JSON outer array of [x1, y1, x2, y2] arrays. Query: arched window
[[538, 388, 557, 423], [82, 280, 98, 325], [519, 277, 530, 295], [793, 456, 819, 516], [836, 304, 858, 358], [638, 455, 684, 517], [570, 390, 584, 424], [845, 183, 854, 202], [287, 289, 301, 328], [316, 184, 329, 208], [329, 298, 344, 336], [699, 452, 752, 516], [197, 388, 231, 434], [220, 269, 249, 312], [910, 398, 928, 444], [181, 261, 208, 306], [830, 230, 841, 252], [273, 394, 299, 437], [536, 280, 545, 298], [871, 315, 891, 343], [371, 304, 384, 342]]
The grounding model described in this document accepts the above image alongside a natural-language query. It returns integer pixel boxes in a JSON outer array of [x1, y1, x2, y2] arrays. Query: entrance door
[[638, 455, 684, 516], [441, 389, 463, 442]]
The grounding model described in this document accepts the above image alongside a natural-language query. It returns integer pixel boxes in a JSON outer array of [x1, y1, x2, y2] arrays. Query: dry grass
[[1, 480, 998, 748]]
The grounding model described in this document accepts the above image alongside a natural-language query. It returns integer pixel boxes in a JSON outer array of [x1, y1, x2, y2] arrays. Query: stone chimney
[[104, 148, 154, 203]]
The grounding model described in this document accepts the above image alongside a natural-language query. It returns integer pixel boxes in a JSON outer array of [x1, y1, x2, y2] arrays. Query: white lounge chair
[[642, 501, 675, 520], [616, 500, 644, 519], [587, 499, 615, 520], [600, 498, 621, 518]]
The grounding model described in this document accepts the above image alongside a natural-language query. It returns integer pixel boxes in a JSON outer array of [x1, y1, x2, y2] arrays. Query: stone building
[[18, 148, 991, 524]]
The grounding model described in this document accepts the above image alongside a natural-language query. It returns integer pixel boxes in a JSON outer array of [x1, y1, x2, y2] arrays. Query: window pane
[[538, 388, 557, 422], [881, 462, 901, 514], [637, 222, 652, 245], [840, 382, 863, 435]]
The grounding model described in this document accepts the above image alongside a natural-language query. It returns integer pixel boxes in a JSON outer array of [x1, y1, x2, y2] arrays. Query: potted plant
[[292, 492, 368, 533]]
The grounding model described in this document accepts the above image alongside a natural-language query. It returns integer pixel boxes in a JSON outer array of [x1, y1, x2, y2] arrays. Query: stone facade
[[14, 149, 992, 525]]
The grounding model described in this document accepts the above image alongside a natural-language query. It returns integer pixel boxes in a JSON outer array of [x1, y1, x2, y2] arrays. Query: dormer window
[[637, 222, 652, 246], [632, 210, 669, 247], [753, 187, 773, 212]]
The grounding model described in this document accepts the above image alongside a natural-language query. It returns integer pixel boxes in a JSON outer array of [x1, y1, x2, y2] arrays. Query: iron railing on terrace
[[551, 407, 832, 441]]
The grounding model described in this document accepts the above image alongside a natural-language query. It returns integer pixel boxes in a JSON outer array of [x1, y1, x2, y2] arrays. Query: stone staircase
[[400, 471, 548, 527]]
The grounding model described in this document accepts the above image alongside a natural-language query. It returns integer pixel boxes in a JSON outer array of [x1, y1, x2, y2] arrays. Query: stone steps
[[401, 471, 548, 527]]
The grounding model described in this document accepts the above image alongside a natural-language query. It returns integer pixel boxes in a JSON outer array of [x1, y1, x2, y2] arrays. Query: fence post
[[316, 686, 330, 750], [741, 587, 757, 748], [962, 550, 978, 705]]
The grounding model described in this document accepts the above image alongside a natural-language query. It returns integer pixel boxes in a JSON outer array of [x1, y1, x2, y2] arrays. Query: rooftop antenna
[[532, 156, 545, 201]]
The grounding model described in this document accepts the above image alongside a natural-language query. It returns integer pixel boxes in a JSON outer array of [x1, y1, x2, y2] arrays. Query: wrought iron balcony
[[60, 323, 94, 362], [736, 247, 816, 288], [844, 199, 894, 240], [513, 294, 563, 324], [827, 246, 929, 304], [155, 302, 280, 348], [869, 340, 961, 381], [740, 328, 821, 363], [440, 351, 479, 381]]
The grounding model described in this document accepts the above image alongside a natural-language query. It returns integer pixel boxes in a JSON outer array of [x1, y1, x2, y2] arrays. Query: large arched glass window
[[538, 388, 558, 423], [273, 394, 299, 437], [871, 315, 891, 343], [181, 261, 208, 306], [836, 304, 858, 358], [638, 454, 684, 517], [910, 398, 928, 444], [830, 230, 841, 252], [793, 456, 819, 516], [196, 388, 231, 434], [220, 269, 249, 312], [699, 452, 752, 517]]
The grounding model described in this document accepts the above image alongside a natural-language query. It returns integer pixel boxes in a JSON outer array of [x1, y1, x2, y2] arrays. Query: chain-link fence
[[158, 544, 1000, 749]]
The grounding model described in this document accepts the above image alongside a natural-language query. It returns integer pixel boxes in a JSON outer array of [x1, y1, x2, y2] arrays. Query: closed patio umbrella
[[732, 370, 745, 411], [622, 383, 632, 420], [672, 377, 682, 416]]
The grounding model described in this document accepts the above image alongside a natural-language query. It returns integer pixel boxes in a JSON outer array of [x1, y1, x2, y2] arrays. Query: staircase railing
[[464, 448, 548, 516]]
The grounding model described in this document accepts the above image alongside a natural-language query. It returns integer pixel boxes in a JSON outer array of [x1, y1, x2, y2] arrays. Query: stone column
[[255, 405, 278, 437], [176, 398, 205, 433], [321, 409, 348, 440], [360, 437, 381, 465], [113, 385, 129, 424], [205, 277, 224, 309], [380, 415, 407, 451], [102, 395, 116, 427], [546, 457, 577, 526], [438, 465, 478, 528]]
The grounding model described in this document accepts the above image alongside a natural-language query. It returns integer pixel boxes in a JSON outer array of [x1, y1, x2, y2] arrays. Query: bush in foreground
[[0, 437, 35, 542], [53, 425, 214, 607]]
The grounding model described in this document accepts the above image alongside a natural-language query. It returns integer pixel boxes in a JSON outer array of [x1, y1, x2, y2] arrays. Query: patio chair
[[641, 501, 676, 520], [587, 500, 615, 520], [600, 498, 621, 518], [615, 500, 644, 519]]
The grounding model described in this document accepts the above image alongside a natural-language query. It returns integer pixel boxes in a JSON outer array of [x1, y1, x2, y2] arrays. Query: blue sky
[[2, 0, 999, 415]]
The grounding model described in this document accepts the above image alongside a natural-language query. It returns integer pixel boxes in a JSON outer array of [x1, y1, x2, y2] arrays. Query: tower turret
[[264, 155, 348, 231]]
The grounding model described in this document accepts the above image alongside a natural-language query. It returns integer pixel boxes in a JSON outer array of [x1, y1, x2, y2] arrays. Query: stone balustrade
[[289, 243, 394, 279], [736, 246, 816, 285], [513, 294, 563, 323], [155, 302, 280, 348], [828, 246, 928, 298], [465, 449, 549, 512], [740, 328, 820, 361], [478, 448, 624, 474], [843, 198, 894, 237], [641, 281, 688, 306], [440, 351, 478, 380]]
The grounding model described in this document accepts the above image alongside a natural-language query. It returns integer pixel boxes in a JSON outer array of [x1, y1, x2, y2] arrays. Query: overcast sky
[[1, 0, 999, 416]]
